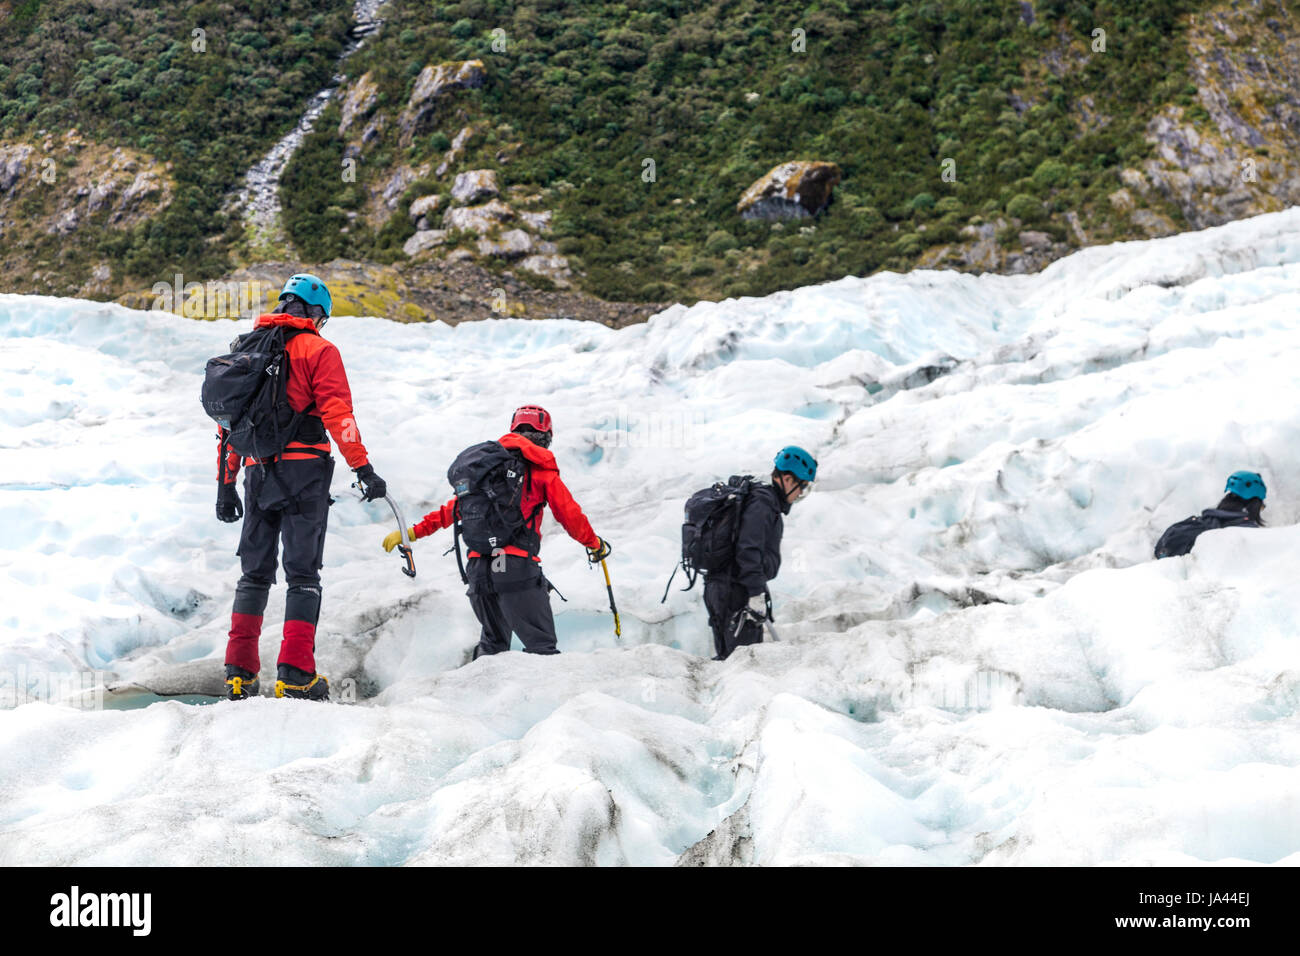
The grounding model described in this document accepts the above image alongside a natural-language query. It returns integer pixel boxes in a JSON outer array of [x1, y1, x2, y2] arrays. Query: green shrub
[[1006, 193, 1043, 222], [704, 229, 737, 253], [1031, 159, 1070, 189], [639, 280, 678, 299], [895, 233, 924, 257]]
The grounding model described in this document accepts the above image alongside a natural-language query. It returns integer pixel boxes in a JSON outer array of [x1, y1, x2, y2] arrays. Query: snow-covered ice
[[3, 209, 1300, 864]]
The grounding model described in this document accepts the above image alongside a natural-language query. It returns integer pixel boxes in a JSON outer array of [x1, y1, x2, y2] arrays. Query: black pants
[[466, 554, 559, 656], [229, 457, 334, 672], [704, 577, 763, 660]]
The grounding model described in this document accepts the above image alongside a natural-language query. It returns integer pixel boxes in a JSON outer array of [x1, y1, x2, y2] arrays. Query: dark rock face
[[737, 161, 842, 221], [398, 61, 487, 146]]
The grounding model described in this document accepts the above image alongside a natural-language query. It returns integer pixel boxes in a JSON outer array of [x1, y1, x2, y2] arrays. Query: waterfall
[[234, 0, 385, 248]]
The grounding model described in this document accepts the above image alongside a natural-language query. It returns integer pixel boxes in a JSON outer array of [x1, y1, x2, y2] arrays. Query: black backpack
[[447, 441, 544, 581], [1154, 509, 1253, 559], [201, 326, 319, 460], [661, 475, 754, 600]]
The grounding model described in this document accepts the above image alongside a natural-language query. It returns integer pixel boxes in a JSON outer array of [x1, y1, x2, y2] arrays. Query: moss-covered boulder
[[737, 161, 842, 221]]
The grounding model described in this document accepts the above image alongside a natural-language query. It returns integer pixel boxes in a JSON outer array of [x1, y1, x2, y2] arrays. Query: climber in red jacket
[[383, 405, 610, 656], [215, 274, 387, 701]]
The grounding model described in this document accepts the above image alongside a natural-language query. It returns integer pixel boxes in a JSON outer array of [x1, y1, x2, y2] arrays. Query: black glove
[[354, 463, 387, 502], [586, 537, 612, 563], [731, 594, 768, 632], [216, 482, 243, 523]]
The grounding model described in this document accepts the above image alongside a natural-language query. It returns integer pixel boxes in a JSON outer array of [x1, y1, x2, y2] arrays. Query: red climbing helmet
[[511, 405, 553, 434]]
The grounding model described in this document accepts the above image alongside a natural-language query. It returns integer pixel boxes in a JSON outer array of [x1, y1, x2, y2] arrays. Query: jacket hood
[[500, 431, 556, 469], [255, 312, 319, 333]]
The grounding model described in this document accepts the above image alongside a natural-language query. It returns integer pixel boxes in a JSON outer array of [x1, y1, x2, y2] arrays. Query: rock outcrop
[[408, 194, 442, 229], [520, 210, 552, 233], [114, 169, 163, 223], [519, 254, 572, 286], [917, 219, 1075, 275], [53, 207, 80, 235], [338, 71, 379, 138], [737, 161, 841, 221], [476, 228, 533, 259], [398, 61, 486, 145], [76, 262, 113, 298], [436, 126, 474, 179], [403, 229, 447, 258], [443, 198, 514, 234], [0, 134, 172, 237], [1128, 4, 1300, 229], [0, 144, 34, 193], [377, 162, 431, 214], [360, 114, 386, 147], [450, 169, 499, 206]]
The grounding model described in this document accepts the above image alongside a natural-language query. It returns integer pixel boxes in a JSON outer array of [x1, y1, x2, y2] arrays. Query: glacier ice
[[3, 210, 1300, 864]]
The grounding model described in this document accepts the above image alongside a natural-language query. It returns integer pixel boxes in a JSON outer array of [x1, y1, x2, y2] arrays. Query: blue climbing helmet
[[1225, 470, 1266, 501], [774, 445, 818, 483], [279, 273, 332, 319]]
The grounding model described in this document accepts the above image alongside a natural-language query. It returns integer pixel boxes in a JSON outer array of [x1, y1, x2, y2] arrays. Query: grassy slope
[[3, 0, 1298, 304], [0, 0, 348, 289], [282, 0, 1221, 302]]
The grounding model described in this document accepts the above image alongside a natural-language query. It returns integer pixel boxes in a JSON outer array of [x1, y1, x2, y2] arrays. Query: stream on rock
[[233, 0, 384, 246]]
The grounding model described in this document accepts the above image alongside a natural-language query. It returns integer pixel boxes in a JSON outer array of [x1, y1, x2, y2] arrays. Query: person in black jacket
[[1154, 470, 1266, 559], [704, 446, 818, 660]]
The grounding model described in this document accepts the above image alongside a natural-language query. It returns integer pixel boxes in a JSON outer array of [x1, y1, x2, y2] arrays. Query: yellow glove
[[383, 527, 417, 553]]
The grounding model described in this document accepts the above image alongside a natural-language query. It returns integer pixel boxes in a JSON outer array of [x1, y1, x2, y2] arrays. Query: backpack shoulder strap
[[277, 326, 321, 424], [451, 499, 468, 584], [513, 450, 546, 528]]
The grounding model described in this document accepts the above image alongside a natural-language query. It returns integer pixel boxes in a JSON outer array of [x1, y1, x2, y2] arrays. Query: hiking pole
[[600, 558, 621, 640]]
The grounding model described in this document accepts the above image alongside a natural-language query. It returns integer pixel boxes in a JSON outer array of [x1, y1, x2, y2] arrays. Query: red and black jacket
[[412, 432, 599, 560], [217, 312, 370, 484]]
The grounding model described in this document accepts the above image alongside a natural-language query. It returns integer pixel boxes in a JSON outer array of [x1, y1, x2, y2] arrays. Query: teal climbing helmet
[[1225, 470, 1266, 501], [774, 445, 818, 482], [279, 273, 332, 318]]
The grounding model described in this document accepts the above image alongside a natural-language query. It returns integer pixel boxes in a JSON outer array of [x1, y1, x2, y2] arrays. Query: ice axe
[[382, 495, 417, 579], [730, 591, 778, 644], [338, 482, 417, 578], [729, 613, 780, 645], [600, 559, 621, 640]]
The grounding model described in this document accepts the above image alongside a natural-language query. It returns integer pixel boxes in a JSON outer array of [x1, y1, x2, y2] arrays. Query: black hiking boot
[[224, 665, 260, 700], [274, 664, 329, 701]]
